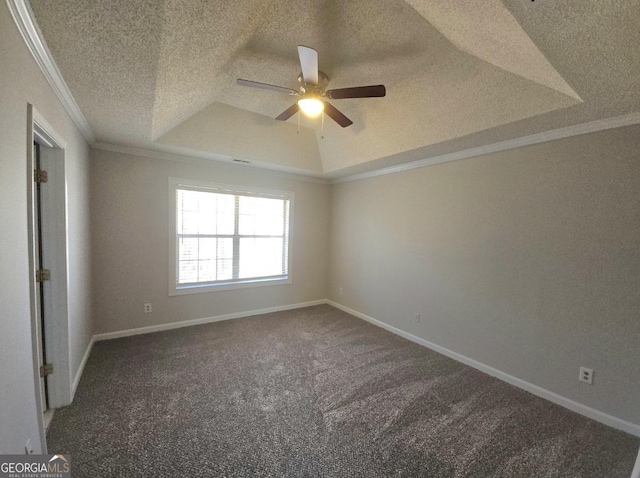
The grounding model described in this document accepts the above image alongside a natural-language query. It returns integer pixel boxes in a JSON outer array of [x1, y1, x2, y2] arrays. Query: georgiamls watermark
[[0, 455, 71, 478]]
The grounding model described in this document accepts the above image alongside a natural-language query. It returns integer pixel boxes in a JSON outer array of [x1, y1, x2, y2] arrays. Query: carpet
[[47, 305, 639, 477]]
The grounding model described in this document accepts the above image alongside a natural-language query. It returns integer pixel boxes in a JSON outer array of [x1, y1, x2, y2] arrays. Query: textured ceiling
[[28, 0, 640, 177], [405, 0, 581, 100]]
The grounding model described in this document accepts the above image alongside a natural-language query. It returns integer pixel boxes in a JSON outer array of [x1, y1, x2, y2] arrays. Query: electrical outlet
[[25, 438, 33, 455], [144, 303, 152, 313], [338, 287, 343, 296], [579, 367, 594, 385], [415, 313, 421, 323]]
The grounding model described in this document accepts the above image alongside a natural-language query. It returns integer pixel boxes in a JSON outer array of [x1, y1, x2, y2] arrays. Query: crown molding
[[7, 0, 95, 144], [334, 111, 640, 184], [94, 109, 640, 187], [8, 0, 640, 184], [93, 142, 331, 185]]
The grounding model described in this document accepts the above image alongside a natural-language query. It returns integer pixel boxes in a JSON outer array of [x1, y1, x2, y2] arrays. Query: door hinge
[[36, 269, 51, 282], [40, 363, 53, 378], [34, 169, 48, 183]]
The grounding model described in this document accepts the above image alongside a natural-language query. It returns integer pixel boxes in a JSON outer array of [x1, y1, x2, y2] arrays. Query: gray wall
[[90, 149, 330, 334], [0, 2, 92, 453], [329, 125, 640, 425], [2, 0, 639, 453]]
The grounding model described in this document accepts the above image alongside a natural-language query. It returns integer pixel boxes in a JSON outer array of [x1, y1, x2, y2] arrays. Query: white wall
[[329, 125, 640, 426], [0, 2, 92, 453], [90, 148, 330, 334]]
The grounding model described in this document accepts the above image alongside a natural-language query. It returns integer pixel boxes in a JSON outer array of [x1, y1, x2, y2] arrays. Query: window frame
[[168, 177, 293, 296]]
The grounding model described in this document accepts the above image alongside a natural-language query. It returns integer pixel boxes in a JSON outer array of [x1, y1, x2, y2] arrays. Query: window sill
[[169, 276, 292, 296]]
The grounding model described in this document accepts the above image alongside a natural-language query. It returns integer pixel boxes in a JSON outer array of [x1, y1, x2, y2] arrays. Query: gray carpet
[[48, 305, 639, 477]]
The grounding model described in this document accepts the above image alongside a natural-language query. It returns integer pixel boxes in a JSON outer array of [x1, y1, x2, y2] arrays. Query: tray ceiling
[[28, 0, 640, 177]]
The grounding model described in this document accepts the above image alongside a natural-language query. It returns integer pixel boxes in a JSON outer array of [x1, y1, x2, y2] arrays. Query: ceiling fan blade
[[324, 102, 353, 128], [326, 85, 386, 100], [297, 45, 319, 86], [237, 79, 297, 95], [275, 103, 300, 121]]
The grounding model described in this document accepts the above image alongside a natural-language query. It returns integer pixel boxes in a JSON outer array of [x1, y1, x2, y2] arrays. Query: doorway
[[27, 104, 73, 451]]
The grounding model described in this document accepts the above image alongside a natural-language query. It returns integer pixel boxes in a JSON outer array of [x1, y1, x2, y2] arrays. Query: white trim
[[171, 277, 293, 296], [31, 109, 73, 410], [326, 300, 640, 438], [334, 112, 640, 183], [7, 0, 95, 143], [631, 447, 640, 478], [93, 300, 326, 342], [167, 177, 294, 296], [27, 104, 76, 453], [95, 110, 640, 186], [72, 336, 94, 398], [8, 0, 640, 185], [32, 109, 67, 150], [73, 299, 640, 441], [94, 142, 330, 184], [26, 105, 47, 455]]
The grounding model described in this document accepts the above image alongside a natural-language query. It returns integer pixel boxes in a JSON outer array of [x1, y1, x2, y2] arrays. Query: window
[[169, 178, 292, 295]]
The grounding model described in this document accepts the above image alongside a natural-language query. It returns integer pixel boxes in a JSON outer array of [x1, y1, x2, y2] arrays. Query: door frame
[[27, 104, 72, 448]]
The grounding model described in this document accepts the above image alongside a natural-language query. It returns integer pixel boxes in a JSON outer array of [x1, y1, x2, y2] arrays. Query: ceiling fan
[[237, 46, 386, 128]]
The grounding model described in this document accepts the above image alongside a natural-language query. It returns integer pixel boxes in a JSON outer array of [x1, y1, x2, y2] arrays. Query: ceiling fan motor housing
[[237, 46, 384, 127], [298, 71, 330, 94]]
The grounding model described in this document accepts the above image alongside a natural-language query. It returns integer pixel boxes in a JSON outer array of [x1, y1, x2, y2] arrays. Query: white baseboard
[[326, 300, 640, 438], [72, 335, 94, 399], [92, 300, 326, 342], [631, 448, 640, 478], [75, 299, 640, 440]]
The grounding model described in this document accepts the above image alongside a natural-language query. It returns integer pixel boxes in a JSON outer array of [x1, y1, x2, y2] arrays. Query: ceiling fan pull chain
[[297, 109, 300, 133], [321, 110, 325, 139]]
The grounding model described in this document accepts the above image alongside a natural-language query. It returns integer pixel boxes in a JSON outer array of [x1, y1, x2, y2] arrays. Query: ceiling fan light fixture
[[298, 97, 324, 117], [238, 45, 384, 128]]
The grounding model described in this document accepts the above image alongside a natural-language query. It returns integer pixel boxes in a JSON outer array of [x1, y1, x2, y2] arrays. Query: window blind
[[175, 186, 290, 287]]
